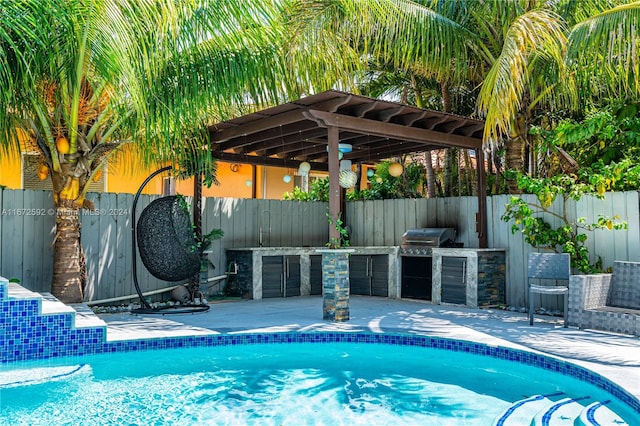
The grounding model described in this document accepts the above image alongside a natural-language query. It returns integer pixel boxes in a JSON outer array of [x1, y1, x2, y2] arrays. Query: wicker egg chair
[[136, 195, 201, 282]]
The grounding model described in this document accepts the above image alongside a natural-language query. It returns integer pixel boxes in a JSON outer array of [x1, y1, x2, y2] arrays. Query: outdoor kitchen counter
[[430, 247, 507, 308], [226, 247, 400, 299]]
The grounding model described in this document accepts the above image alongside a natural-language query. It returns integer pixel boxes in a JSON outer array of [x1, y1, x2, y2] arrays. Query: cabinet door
[[370, 255, 389, 297], [225, 251, 252, 298], [262, 256, 284, 298], [441, 256, 466, 304], [283, 255, 301, 297], [310, 255, 323, 295], [349, 255, 371, 295], [401, 256, 432, 300]]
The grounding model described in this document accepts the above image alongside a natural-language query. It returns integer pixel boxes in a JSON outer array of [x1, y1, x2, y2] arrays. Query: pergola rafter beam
[[303, 110, 482, 150]]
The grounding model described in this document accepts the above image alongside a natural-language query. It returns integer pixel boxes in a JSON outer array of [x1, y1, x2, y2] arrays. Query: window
[[22, 153, 105, 192]]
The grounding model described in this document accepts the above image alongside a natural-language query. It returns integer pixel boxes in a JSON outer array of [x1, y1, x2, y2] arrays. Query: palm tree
[[0, 0, 338, 303], [290, 0, 640, 192]]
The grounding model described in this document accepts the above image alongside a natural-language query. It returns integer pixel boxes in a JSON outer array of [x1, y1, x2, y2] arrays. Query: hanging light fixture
[[283, 174, 292, 183], [388, 162, 403, 177], [326, 144, 352, 155], [338, 143, 352, 153], [298, 161, 311, 176], [366, 169, 375, 178], [339, 170, 358, 188]]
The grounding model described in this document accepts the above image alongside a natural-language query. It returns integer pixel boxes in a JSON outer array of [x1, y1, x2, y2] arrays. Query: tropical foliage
[[284, 160, 428, 201], [502, 166, 630, 273], [292, 0, 640, 193], [283, 177, 330, 201], [532, 101, 640, 175], [0, 0, 344, 302]]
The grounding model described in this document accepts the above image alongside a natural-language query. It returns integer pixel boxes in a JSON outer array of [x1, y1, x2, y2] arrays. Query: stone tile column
[[317, 249, 354, 322]]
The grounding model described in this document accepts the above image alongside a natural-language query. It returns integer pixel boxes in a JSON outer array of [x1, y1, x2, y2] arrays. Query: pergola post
[[327, 125, 341, 246], [476, 148, 488, 248]]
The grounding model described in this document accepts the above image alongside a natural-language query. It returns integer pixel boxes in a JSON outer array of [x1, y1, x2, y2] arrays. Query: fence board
[[114, 193, 133, 299], [41, 192, 56, 293], [387, 199, 401, 245], [21, 192, 37, 288], [344, 200, 358, 245], [264, 199, 279, 247], [219, 198, 237, 248], [1, 190, 24, 284], [82, 194, 101, 300], [310, 202, 328, 246], [415, 198, 428, 228], [373, 200, 385, 246], [99, 193, 116, 300], [622, 191, 640, 261], [282, 201, 295, 247], [360, 200, 372, 246], [393, 199, 406, 244], [404, 199, 417, 232]]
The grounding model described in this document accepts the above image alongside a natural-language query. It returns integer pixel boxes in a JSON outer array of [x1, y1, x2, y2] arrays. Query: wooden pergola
[[208, 90, 488, 247]]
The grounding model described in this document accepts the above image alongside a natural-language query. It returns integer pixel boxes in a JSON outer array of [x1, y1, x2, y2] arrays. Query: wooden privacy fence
[[1, 189, 638, 307]]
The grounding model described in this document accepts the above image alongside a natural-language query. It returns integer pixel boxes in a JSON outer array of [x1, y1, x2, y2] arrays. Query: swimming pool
[[1, 333, 637, 425]]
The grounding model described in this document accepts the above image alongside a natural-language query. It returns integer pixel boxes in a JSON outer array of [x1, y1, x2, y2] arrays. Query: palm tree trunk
[[440, 80, 455, 196], [463, 149, 474, 195], [486, 147, 495, 194], [506, 113, 528, 193], [424, 151, 436, 198], [444, 147, 457, 196], [412, 78, 436, 198], [51, 205, 84, 303]]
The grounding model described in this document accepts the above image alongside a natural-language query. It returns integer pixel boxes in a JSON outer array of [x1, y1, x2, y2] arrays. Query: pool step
[[532, 397, 590, 425], [1, 277, 108, 362], [9, 286, 107, 330], [576, 401, 629, 426], [493, 395, 629, 426], [493, 394, 558, 426]]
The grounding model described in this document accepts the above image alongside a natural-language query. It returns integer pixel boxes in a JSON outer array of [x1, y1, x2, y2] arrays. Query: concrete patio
[[97, 295, 640, 402]]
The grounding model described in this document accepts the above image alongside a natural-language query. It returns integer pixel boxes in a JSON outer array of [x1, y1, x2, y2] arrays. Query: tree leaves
[[502, 168, 628, 273]]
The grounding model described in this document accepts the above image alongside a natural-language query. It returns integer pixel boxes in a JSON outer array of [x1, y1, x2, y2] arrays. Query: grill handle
[[403, 238, 438, 245]]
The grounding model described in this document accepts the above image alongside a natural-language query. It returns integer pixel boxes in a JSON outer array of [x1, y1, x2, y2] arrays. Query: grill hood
[[401, 228, 457, 249]]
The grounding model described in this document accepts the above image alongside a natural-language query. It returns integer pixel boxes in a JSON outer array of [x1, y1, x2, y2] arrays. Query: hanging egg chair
[[136, 195, 201, 282]]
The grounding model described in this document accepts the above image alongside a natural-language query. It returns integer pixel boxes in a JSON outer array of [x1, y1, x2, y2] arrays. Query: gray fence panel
[[2, 189, 639, 308]]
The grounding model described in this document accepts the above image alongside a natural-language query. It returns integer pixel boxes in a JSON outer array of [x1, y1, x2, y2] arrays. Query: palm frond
[[478, 8, 566, 142], [568, 1, 640, 98]]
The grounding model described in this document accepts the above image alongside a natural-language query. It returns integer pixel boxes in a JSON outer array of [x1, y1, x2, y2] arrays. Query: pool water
[[0, 342, 636, 425]]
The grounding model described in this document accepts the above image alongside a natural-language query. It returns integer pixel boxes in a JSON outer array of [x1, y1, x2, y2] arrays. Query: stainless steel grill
[[400, 228, 457, 257]]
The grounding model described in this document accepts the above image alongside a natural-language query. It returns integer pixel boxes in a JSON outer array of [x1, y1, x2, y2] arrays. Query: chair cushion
[[609, 261, 640, 310], [530, 284, 568, 295]]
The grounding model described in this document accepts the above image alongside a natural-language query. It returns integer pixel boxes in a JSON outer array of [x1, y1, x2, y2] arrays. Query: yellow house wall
[[1, 145, 340, 200], [0, 151, 21, 189], [175, 162, 256, 198]]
